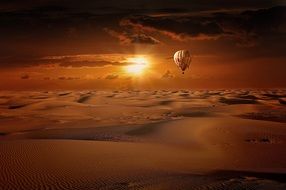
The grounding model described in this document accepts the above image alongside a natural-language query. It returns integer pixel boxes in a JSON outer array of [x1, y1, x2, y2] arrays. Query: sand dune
[[0, 90, 286, 189], [1, 140, 286, 190]]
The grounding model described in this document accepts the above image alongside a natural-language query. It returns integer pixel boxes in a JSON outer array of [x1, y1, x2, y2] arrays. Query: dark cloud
[[0, 55, 49, 68], [214, 6, 286, 47], [59, 60, 125, 67], [104, 28, 160, 45], [162, 70, 174, 79], [58, 76, 80, 80], [129, 33, 160, 44], [46, 55, 141, 67], [120, 16, 223, 40], [20, 73, 30, 79], [105, 74, 119, 80], [120, 6, 286, 47], [0, 0, 282, 12], [0, 5, 122, 59], [0, 54, 132, 68]]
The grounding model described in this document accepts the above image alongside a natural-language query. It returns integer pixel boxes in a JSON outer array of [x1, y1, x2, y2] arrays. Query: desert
[[0, 89, 286, 189]]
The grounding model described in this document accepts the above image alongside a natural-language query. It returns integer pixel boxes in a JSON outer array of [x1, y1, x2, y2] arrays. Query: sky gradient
[[0, 0, 286, 89]]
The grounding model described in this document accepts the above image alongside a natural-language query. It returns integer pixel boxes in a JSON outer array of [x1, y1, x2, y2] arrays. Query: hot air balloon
[[173, 50, 192, 74]]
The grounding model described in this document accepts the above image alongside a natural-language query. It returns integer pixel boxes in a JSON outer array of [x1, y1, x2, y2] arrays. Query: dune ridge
[[0, 89, 286, 189]]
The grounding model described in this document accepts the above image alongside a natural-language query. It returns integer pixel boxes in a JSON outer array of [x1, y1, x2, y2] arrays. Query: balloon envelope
[[174, 50, 192, 73]]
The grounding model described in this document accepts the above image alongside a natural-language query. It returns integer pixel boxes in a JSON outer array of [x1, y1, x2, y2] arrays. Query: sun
[[125, 57, 149, 75]]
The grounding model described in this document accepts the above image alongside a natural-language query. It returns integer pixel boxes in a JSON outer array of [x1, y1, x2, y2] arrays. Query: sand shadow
[[77, 95, 92, 103], [207, 170, 286, 183], [219, 97, 257, 105], [8, 104, 28, 109], [238, 112, 286, 123]]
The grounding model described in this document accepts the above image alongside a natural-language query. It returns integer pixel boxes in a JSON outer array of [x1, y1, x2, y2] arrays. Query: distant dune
[[0, 90, 286, 189]]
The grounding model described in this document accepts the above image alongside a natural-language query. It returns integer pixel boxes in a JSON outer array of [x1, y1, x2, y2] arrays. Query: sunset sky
[[0, 0, 285, 90]]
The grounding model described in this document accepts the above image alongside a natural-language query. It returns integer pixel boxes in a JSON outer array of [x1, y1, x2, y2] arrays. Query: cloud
[[104, 28, 160, 45], [129, 33, 160, 44], [162, 70, 175, 79], [0, 1, 281, 13], [105, 74, 119, 80], [44, 54, 151, 67], [0, 54, 139, 68], [0, 55, 51, 68], [119, 6, 286, 46], [0, 3, 285, 69], [120, 16, 223, 41], [58, 76, 80, 80], [20, 73, 29, 79]]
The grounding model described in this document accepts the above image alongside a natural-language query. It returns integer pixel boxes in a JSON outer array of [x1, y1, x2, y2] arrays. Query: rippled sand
[[0, 90, 286, 189]]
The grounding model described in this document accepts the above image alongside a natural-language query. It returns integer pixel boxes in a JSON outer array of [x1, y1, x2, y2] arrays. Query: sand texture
[[0, 90, 286, 189]]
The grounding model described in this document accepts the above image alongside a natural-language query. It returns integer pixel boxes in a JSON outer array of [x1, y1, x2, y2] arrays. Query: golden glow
[[125, 57, 149, 75]]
